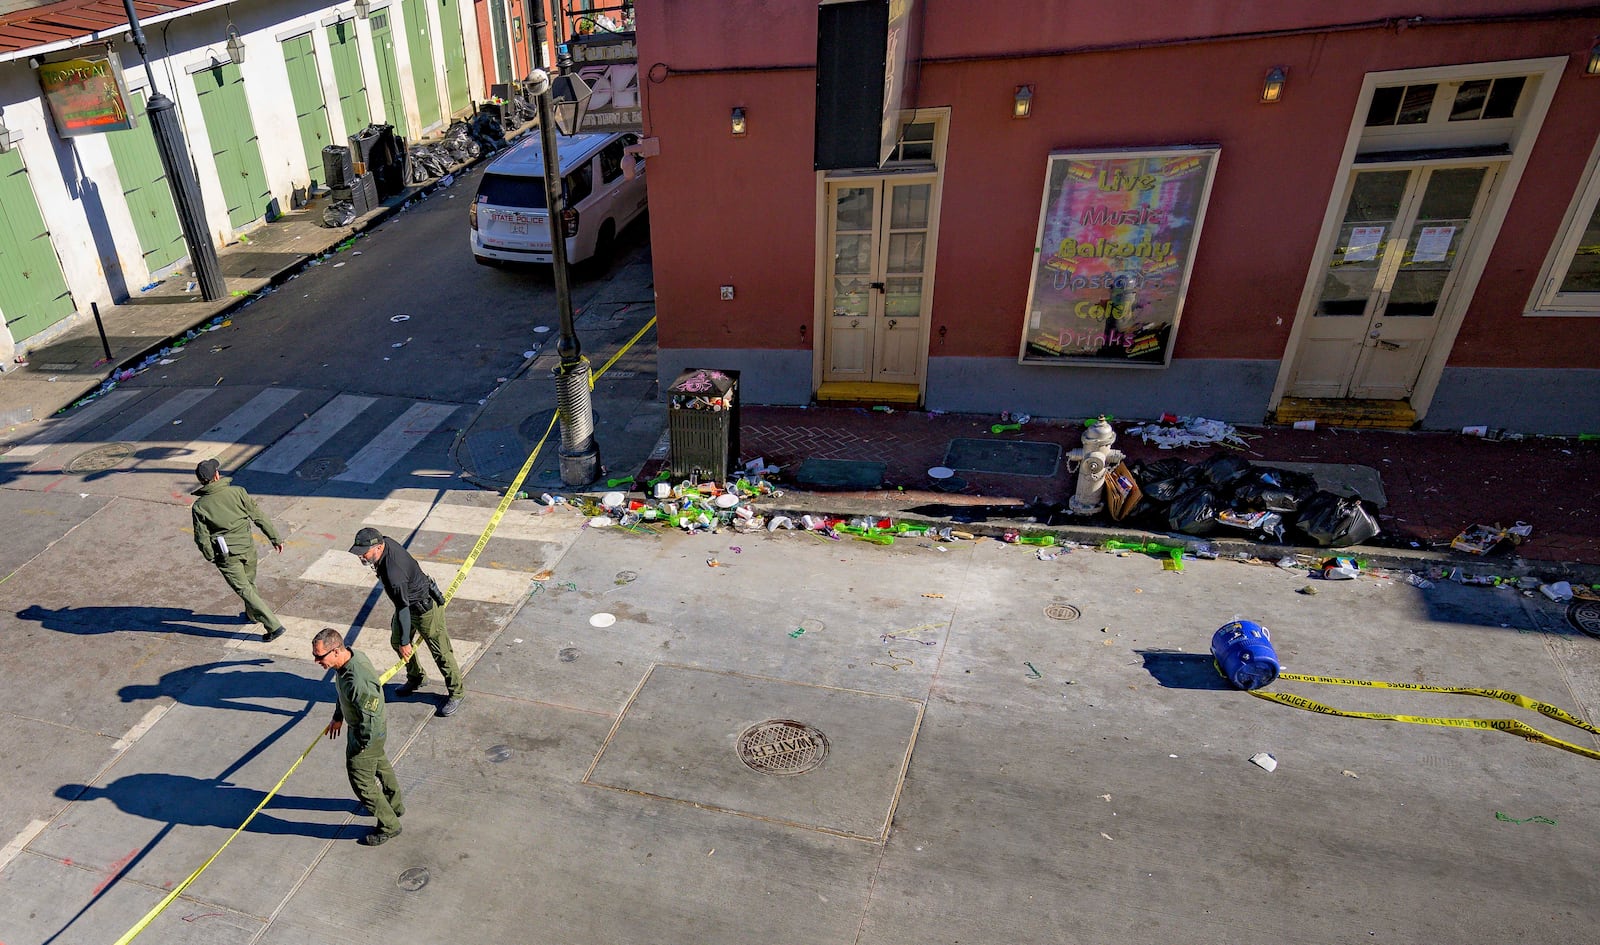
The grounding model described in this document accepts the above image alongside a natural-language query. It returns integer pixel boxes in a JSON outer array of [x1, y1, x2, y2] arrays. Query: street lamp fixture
[[0, 116, 12, 153], [225, 25, 245, 64], [354, 0, 372, 19], [549, 70, 593, 135], [529, 62, 602, 485]]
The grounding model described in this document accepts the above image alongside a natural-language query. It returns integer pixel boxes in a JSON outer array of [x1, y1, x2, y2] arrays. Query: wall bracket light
[[354, 0, 372, 19], [225, 25, 245, 64], [1012, 85, 1033, 119], [1586, 37, 1600, 76], [1261, 66, 1287, 103], [0, 117, 13, 153], [730, 106, 747, 136]]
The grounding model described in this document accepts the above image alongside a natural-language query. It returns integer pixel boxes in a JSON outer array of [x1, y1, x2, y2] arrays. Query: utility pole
[[121, 0, 225, 301]]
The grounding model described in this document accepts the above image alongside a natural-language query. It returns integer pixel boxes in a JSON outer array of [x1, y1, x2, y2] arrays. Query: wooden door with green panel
[[401, 0, 443, 130], [282, 32, 334, 190], [327, 18, 371, 136], [0, 150, 75, 342], [369, 10, 409, 134], [193, 63, 271, 228], [436, 0, 470, 115], [106, 90, 185, 272]]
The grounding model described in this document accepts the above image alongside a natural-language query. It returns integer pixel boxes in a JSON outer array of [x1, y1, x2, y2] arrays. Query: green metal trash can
[[667, 369, 739, 481]]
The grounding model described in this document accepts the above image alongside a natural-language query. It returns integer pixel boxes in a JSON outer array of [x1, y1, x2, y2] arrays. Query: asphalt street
[[0, 173, 1595, 944]]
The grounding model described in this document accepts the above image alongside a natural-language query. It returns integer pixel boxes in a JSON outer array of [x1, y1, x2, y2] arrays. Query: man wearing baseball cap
[[350, 527, 464, 716], [191, 459, 286, 642]]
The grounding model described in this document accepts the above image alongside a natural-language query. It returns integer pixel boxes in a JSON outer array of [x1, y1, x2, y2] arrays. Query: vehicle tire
[[590, 221, 616, 274]]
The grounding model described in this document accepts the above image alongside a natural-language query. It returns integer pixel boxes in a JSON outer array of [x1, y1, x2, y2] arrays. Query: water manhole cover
[[557, 646, 580, 662], [295, 456, 346, 481], [736, 720, 828, 776], [1568, 601, 1600, 640], [396, 867, 430, 891], [65, 442, 134, 473], [614, 570, 638, 585], [1044, 602, 1082, 621], [485, 744, 513, 763]]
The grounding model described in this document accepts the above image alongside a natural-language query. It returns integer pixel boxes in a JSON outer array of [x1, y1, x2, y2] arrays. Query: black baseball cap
[[349, 527, 384, 554], [195, 459, 220, 482]]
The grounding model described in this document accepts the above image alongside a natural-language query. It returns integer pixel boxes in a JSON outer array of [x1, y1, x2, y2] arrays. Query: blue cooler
[[1211, 619, 1280, 690]]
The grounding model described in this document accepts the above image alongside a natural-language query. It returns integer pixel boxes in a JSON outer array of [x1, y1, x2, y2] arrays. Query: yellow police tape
[[1250, 671, 1600, 762], [115, 317, 656, 943]]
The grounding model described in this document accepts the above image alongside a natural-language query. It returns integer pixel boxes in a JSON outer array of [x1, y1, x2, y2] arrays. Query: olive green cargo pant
[[391, 604, 464, 698], [347, 738, 403, 836], [215, 546, 280, 631]]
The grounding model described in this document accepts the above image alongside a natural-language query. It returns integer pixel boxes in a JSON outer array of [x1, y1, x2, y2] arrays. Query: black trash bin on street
[[667, 369, 739, 482]]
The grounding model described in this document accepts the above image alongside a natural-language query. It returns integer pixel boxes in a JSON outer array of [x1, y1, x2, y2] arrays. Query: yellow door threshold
[[816, 381, 921, 406], [1273, 397, 1417, 430]]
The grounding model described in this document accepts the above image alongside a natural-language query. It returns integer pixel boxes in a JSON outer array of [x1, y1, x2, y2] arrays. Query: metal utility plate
[[583, 663, 923, 841], [943, 437, 1062, 477]]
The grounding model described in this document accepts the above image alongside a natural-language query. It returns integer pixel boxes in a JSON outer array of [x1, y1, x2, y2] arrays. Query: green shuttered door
[[328, 19, 371, 136], [0, 150, 75, 341], [193, 64, 271, 228], [370, 11, 408, 134], [106, 90, 185, 272], [282, 33, 334, 190], [401, 0, 443, 130], [437, 0, 470, 115]]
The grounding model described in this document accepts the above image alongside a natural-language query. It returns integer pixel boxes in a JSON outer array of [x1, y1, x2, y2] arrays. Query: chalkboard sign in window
[[1019, 147, 1220, 367]]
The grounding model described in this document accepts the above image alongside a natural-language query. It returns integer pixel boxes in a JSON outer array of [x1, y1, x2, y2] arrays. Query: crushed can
[[1210, 619, 1280, 691]]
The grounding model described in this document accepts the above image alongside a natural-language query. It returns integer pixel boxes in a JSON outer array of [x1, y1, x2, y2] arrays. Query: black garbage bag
[[471, 108, 505, 150], [1132, 458, 1193, 505], [1167, 484, 1222, 535], [322, 200, 356, 227], [1293, 491, 1381, 547], [1198, 452, 1254, 490], [1232, 467, 1318, 513]]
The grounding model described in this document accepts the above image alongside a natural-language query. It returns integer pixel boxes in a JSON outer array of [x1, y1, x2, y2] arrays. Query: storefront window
[[1530, 134, 1600, 315]]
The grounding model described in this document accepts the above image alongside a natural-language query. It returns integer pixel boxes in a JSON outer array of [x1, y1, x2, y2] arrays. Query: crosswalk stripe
[[179, 387, 302, 464], [233, 615, 482, 673], [5, 389, 144, 458], [109, 388, 216, 444], [331, 402, 459, 483], [299, 548, 538, 604], [248, 393, 377, 475], [365, 497, 581, 543]]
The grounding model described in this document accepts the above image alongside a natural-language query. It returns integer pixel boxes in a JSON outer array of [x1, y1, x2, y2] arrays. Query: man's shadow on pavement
[[16, 604, 252, 639], [58, 774, 357, 840], [119, 659, 330, 716]]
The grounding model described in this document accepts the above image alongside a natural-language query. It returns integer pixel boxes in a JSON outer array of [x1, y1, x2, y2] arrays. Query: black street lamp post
[[122, 0, 225, 301], [528, 52, 599, 486]]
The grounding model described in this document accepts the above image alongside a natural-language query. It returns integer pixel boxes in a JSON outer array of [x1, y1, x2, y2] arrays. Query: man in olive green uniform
[[191, 459, 286, 642], [314, 627, 404, 845]]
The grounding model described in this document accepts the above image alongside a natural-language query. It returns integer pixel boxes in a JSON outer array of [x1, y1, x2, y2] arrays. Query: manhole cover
[[396, 867, 430, 891], [295, 456, 346, 481], [736, 720, 828, 776], [485, 744, 513, 763], [1568, 601, 1600, 640], [65, 442, 134, 474], [557, 646, 580, 662], [1044, 602, 1082, 621], [614, 570, 638, 585]]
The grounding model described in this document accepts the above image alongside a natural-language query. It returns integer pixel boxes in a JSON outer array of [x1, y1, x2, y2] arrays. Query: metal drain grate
[[295, 456, 346, 481], [1568, 601, 1600, 640], [66, 442, 134, 474], [1044, 602, 1081, 621], [397, 867, 430, 891], [736, 720, 828, 776]]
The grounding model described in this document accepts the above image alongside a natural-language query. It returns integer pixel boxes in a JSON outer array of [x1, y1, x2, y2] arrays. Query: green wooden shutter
[[0, 150, 75, 341], [370, 11, 408, 135], [106, 90, 185, 271], [327, 19, 371, 136], [437, 0, 470, 115], [401, 0, 443, 130], [193, 64, 272, 228], [282, 33, 334, 190]]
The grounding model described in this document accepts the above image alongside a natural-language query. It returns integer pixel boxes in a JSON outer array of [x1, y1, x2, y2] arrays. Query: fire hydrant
[[1067, 417, 1124, 515]]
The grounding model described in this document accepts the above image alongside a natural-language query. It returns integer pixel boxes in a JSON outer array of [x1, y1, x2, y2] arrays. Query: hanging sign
[[569, 32, 640, 132], [38, 50, 135, 136], [1020, 146, 1221, 366]]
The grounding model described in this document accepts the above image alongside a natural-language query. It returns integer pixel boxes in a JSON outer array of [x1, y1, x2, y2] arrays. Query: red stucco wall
[[635, 0, 1600, 369]]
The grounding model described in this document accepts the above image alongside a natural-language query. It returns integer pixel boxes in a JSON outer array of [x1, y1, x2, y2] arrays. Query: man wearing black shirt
[[349, 527, 465, 717]]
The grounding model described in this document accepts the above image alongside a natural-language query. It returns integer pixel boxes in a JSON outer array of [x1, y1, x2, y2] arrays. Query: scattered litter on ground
[[1494, 812, 1556, 825], [589, 613, 616, 628], [1250, 752, 1278, 772], [1341, 769, 1360, 779], [1127, 415, 1251, 450]]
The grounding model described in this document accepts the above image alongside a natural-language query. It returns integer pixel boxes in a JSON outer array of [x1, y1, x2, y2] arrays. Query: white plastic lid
[[601, 491, 625, 508], [589, 612, 616, 628], [714, 493, 739, 508], [928, 466, 955, 479]]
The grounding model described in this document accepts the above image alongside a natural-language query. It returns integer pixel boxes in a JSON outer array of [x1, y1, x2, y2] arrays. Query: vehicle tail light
[[561, 207, 579, 238], [469, 203, 478, 230]]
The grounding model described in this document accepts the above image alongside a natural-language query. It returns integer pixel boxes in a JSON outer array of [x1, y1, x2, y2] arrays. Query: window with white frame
[[1530, 134, 1600, 315]]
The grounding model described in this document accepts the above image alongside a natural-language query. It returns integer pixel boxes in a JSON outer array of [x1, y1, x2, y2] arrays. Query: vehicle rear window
[[477, 173, 547, 209]]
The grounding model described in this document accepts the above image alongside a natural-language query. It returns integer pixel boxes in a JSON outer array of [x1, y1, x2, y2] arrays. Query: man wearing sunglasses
[[313, 628, 403, 845]]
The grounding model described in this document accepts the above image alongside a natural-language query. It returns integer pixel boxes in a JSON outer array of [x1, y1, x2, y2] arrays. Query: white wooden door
[[1290, 163, 1498, 399], [824, 178, 932, 385]]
